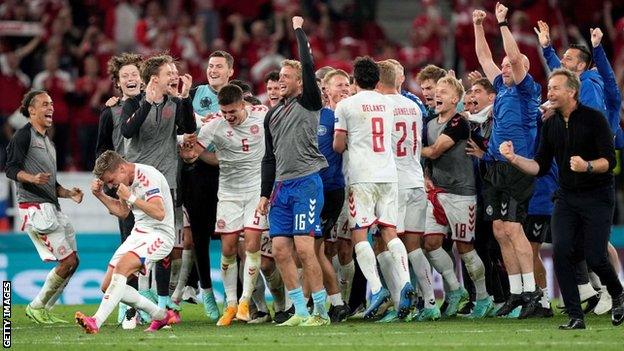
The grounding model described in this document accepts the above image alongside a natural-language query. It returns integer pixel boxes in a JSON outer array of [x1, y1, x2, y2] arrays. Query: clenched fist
[[292, 16, 304, 30], [473, 10, 486, 26], [570, 156, 589, 173], [116, 183, 131, 202], [590, 27, 603, 48], [495, 2, 508, 23], [499, 141, 516, 162]]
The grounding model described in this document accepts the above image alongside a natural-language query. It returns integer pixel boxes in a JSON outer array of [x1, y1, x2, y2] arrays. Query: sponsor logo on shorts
[[147, 238, 164, 255], [500, 202, 508, 216], [348, 191, 356, 218], [533, 223, 543, 237], [250, 125, 259, 134], [57, 245, 67, 256], [308, 199, 317, 225], [217, 219, 226, 229], [468, 205, 476, 232]]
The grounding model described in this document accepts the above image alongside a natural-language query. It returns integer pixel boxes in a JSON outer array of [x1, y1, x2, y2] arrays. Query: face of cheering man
[[560, 48, 588, 74], [325, 74, 350, 107], [279, 65, 302, 99], [547, 74, 576, 112], [207, 56, 233, 91], [266, 79, 281, 107], [471, 83, 495, 113], [420, 78, 437, 109], [118, 64, 142, 98], [99, 163, 133, 188], [219, 98, 247, 126], [434, 82, 460, 116], [29, 93, 55, 130]]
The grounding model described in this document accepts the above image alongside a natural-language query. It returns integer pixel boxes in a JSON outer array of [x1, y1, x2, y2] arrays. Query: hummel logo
[[501, 202, 508, 216]]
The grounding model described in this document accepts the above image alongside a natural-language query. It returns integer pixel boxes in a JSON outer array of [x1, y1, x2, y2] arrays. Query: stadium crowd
[[3, 0, 624, 333]]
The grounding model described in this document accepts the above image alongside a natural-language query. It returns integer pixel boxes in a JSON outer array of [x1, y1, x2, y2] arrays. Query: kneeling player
[[75, 151, 179, 333]]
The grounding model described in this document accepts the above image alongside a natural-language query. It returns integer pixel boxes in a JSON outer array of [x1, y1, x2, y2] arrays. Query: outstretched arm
[[473, 10, 501, 83], [497, 2, 527, 84], [293, 16, 323, 111], [534, 20, 561, 71]]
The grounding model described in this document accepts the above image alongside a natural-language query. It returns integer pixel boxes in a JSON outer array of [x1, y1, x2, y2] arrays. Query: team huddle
[[6, 4, 624, 334]]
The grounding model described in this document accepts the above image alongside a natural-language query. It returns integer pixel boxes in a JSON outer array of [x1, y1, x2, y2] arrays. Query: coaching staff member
[[499, 68, 624, 330]]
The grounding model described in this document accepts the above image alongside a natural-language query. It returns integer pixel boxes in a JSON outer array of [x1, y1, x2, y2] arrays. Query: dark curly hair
[[20, 90, 48, 117], [107, 53, 143, 87]]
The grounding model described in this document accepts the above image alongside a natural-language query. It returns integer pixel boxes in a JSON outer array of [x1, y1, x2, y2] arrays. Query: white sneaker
[[182, 286, 199, 304], [594, 289, 612, 315], [122, 314, 137, 330]]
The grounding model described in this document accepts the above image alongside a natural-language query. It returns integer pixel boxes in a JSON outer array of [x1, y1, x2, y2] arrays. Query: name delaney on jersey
[[2, 281, 10, 348]]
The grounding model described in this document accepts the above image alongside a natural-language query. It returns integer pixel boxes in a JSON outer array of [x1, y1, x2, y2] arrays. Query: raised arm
[[473, 10, 501, 83], [497, 2, 527, 84], [293, 16, 323, 111], [534, 20, 561, 71], [591, 27, 622, 125]]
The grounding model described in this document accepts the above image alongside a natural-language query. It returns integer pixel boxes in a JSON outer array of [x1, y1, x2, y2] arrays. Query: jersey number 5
[[242, 138, 249, 152], [371, 117, 385, 152], [395, 121, 418, 157]]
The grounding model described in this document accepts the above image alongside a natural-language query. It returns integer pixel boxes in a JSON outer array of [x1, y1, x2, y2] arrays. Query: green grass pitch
[[9, 304, 624, 350]]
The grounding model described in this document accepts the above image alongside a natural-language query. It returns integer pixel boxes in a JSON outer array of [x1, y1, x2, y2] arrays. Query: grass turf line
[[9, 304, 624, 350]]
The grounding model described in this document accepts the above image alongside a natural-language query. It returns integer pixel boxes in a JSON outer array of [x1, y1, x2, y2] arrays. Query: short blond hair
[[281, 59, 302, 80], [93, 150, 125, 177], [322, 69, 350, 87], [377, 61, 397, 87], [384, 59, 403, 72], [436, 76, 464, 100]]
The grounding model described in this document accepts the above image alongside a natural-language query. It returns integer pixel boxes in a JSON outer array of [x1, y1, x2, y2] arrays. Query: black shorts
[[483, 161, 534, 223], [320, 187, 345, 240], [523, 215, 551, 243]]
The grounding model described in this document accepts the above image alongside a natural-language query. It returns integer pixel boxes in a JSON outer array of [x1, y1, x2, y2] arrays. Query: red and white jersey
[[388, 94, 424, 189], [197, 105, 267, 193], [334, 90, 397, 184], [130, 163, 175, 237]]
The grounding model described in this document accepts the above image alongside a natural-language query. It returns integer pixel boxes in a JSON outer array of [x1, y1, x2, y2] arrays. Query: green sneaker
[[416, 306, 441, 322], [45, 310, 69, 323], [376, 310, 399, 323], [469, 297, 494, 319], [203, 291, 220, 322], [277, 314, 309, 326], [26, 305, 52, 324], [443, 288, 469, 317], [300, 314, 331, 326], [488, 302, 503, 317]]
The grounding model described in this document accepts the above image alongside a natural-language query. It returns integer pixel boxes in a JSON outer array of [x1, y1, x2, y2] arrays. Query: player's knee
[[423, 237, 442, 252], [456, 242, 473, 255], [59, 253, 79, 274]]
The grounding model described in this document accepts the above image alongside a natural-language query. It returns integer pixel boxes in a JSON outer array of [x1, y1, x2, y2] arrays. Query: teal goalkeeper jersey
[[191, 84, 219, 116]]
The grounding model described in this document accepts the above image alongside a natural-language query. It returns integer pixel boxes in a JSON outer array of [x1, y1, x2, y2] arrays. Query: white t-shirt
[[130, 163, 175, 237], [334, 90, 397, 184], [387, 94, 424, 189], [197, 105, 267, 193]]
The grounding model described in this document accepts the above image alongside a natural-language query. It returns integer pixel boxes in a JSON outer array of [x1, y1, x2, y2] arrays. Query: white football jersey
[[130, 163, 175, 237], [388, 94, 424, 189], [197, 105, 267, 193], [334, 90, 397, 184]]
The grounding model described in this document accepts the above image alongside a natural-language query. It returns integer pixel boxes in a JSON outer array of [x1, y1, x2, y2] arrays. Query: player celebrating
[[257, 16, 330, 327], [334, 57, 415, 320], [181, 84, 269, 326], [75, 150, 179, 333], [7, 90, 84, 324], [377, 60, 439, 321], [421, 76, 493, 318]]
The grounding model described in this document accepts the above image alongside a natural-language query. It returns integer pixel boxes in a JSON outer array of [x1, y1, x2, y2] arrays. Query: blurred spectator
[[72, 55, 109, 171], [32, 50, 74, 170]]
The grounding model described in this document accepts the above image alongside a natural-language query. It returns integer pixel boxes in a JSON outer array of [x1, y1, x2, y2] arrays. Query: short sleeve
[[196, 118, 219, 149], [334, 101, 348, 132], [441, 115, 469, 143], [135, 168, 164, 202], [493, 74, 504, 92]]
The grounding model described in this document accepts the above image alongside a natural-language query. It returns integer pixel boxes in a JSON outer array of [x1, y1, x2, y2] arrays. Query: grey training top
[[5, 123, 60, 208], [120, 94, 196, 189], [426, 114, 475, 196]]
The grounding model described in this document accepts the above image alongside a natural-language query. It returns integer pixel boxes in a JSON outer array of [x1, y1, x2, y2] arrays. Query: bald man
[[472, 4, 543, 319]]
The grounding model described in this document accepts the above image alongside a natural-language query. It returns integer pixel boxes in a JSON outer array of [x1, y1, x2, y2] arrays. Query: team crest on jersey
[[317, 125, 327, 136], [200, 96, 212, 109], [217, 219, 226, 229], [162, 106, 174, 119], [250, 125, 259, 134]]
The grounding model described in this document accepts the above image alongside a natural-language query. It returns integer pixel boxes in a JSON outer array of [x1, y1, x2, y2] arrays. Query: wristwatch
[[587, 161, 593, 173]]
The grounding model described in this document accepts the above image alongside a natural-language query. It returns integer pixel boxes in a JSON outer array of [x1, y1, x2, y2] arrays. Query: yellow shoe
[[300, 314, 331, 327], [216, 305, 237, 326], [277, 314, 308, 326], [236, 300, 250, 322]]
